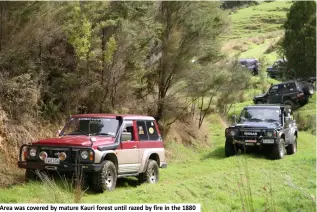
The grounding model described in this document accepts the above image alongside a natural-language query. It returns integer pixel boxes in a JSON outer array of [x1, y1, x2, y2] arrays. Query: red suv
[[18, 114, 167, 193]]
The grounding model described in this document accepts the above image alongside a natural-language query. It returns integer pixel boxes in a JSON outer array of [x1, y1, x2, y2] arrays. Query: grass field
[[0, 115, 315, 212]]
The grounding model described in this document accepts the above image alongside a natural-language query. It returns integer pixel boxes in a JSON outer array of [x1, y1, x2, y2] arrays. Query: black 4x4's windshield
[[239, 108, 281, 123], [61, 118, 119, 136]]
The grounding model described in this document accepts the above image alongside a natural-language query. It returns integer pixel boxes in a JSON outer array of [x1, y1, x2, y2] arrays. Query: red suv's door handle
[[133, 146, 137, 149]]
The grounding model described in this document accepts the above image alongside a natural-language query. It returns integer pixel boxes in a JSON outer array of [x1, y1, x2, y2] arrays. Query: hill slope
[[222, 1, 292, 67]]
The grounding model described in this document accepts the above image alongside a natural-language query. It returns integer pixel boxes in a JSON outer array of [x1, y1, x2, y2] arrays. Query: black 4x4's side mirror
[[121, 132, 132, 142], [232, 115, 237, 123], [284, 107, 292, 117]]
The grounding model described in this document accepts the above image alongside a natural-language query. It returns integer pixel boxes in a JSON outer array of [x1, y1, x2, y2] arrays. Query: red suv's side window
[[136, 120, 159, 141], [137, 121, 149, 141], [146, 121, 159, 140]]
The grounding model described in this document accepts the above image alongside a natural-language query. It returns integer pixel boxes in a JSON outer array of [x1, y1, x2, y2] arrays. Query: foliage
[[148, 1, 229, 125], [221, 1, 259, 10], [279, 1, 316, 78]]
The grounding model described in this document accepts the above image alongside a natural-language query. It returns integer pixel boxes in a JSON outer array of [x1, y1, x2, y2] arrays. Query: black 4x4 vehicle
[[266, 59, 289, 78], [225, 105, 298, 159], [253, 80, 314, 109]]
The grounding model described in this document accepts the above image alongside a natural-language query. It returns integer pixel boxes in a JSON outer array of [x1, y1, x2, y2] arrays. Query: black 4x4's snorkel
[[96, 116, 124, 151]]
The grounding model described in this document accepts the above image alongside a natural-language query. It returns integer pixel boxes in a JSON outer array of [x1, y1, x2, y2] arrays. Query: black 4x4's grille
[[238, 130, 265, 137]]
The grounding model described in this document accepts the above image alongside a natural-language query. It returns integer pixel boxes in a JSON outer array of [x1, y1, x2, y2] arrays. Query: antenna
[[88, 119, 91, 136]]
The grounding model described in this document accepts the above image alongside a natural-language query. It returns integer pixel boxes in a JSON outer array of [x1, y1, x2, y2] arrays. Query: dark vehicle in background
[[239, 58, 260, 75], [225, 105, 298, 160], [253, 80, 314, 109], [266, 59, 295, 79], [297, 77, 316, 88]]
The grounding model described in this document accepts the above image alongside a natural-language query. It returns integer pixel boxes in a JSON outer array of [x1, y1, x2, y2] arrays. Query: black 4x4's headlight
[[225, 128, 237, 137], [266, 130, 277, 137]]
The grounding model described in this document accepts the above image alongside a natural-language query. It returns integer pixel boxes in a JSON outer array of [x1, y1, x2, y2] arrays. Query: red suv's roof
[[71, 113, 155, 120]]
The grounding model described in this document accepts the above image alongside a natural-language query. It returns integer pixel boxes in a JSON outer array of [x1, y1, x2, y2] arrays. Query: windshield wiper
[[64, 132, 89, 136], [91, 132, 114, 136], [264, 119, 278, 122], [247, 118, 263, 122]]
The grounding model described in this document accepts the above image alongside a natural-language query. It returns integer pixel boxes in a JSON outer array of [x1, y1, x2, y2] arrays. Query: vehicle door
[[266, 84, 283, 103], [281, 82, 297, 102], [117, 120, 140, 174]]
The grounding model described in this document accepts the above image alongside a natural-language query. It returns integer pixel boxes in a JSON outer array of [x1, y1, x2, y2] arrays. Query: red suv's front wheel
[[92, 160, 117, 193]]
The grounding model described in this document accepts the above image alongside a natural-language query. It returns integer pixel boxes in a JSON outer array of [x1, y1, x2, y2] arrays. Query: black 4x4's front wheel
[[271, 139, 285, 160], [225, 139, 237, 157], [287, 136, 297, 155], [283, 100, 296, 110], [92, 160, 117, 193], [138, 159, 159, 184]]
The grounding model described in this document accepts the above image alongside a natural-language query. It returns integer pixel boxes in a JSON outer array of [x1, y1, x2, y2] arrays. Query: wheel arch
[[139, 150, 163, 173], [102, 153, 118, 172], [280, 133, 286, 141], [149, 153, 160, 166], [282, 96, 292, 103]]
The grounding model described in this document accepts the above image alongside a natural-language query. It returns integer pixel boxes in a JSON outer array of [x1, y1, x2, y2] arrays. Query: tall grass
[[33, 166, 86, 203]]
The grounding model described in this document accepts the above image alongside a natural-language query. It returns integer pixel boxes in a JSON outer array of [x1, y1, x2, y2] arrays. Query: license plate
[[245, 143, 255, 146], [245, 140, 256, 143], [263, 139, 274, 144], [45, 158, 60, 164]]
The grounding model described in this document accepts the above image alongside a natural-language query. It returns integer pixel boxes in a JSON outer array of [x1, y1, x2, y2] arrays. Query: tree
[[220, 1, 259, 10], [280, 1, 316, 79], [147, 2, 229, 123]]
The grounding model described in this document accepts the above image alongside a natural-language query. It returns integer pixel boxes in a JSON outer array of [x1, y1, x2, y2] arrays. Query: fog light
[[58, 152, 67, 161], [39, 151, 47, 161], [29, 148, 37, 157], [80, 151, 88, 160]]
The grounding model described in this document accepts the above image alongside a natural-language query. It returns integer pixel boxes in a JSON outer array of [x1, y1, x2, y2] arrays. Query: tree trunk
[[99, 28, 106, 113], [0, 3, 3, 52]]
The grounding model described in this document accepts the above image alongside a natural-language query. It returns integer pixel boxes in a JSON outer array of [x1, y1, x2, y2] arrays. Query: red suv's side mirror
[[56, 130, 61, 137]]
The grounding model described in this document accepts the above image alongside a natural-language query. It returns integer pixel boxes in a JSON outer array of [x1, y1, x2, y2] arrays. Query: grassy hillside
[[0, 115, 315, 212], [222, 1, 292, 67]]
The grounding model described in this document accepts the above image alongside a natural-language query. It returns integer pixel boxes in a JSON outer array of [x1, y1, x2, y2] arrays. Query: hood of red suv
[[32, 135, 115, 147]]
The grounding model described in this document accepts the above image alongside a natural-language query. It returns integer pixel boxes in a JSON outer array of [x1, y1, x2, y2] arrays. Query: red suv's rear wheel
[[138, 159, 159, 184]]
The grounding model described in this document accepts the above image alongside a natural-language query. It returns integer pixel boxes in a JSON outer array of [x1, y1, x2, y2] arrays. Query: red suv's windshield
[[61, 118, 119, 136]]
